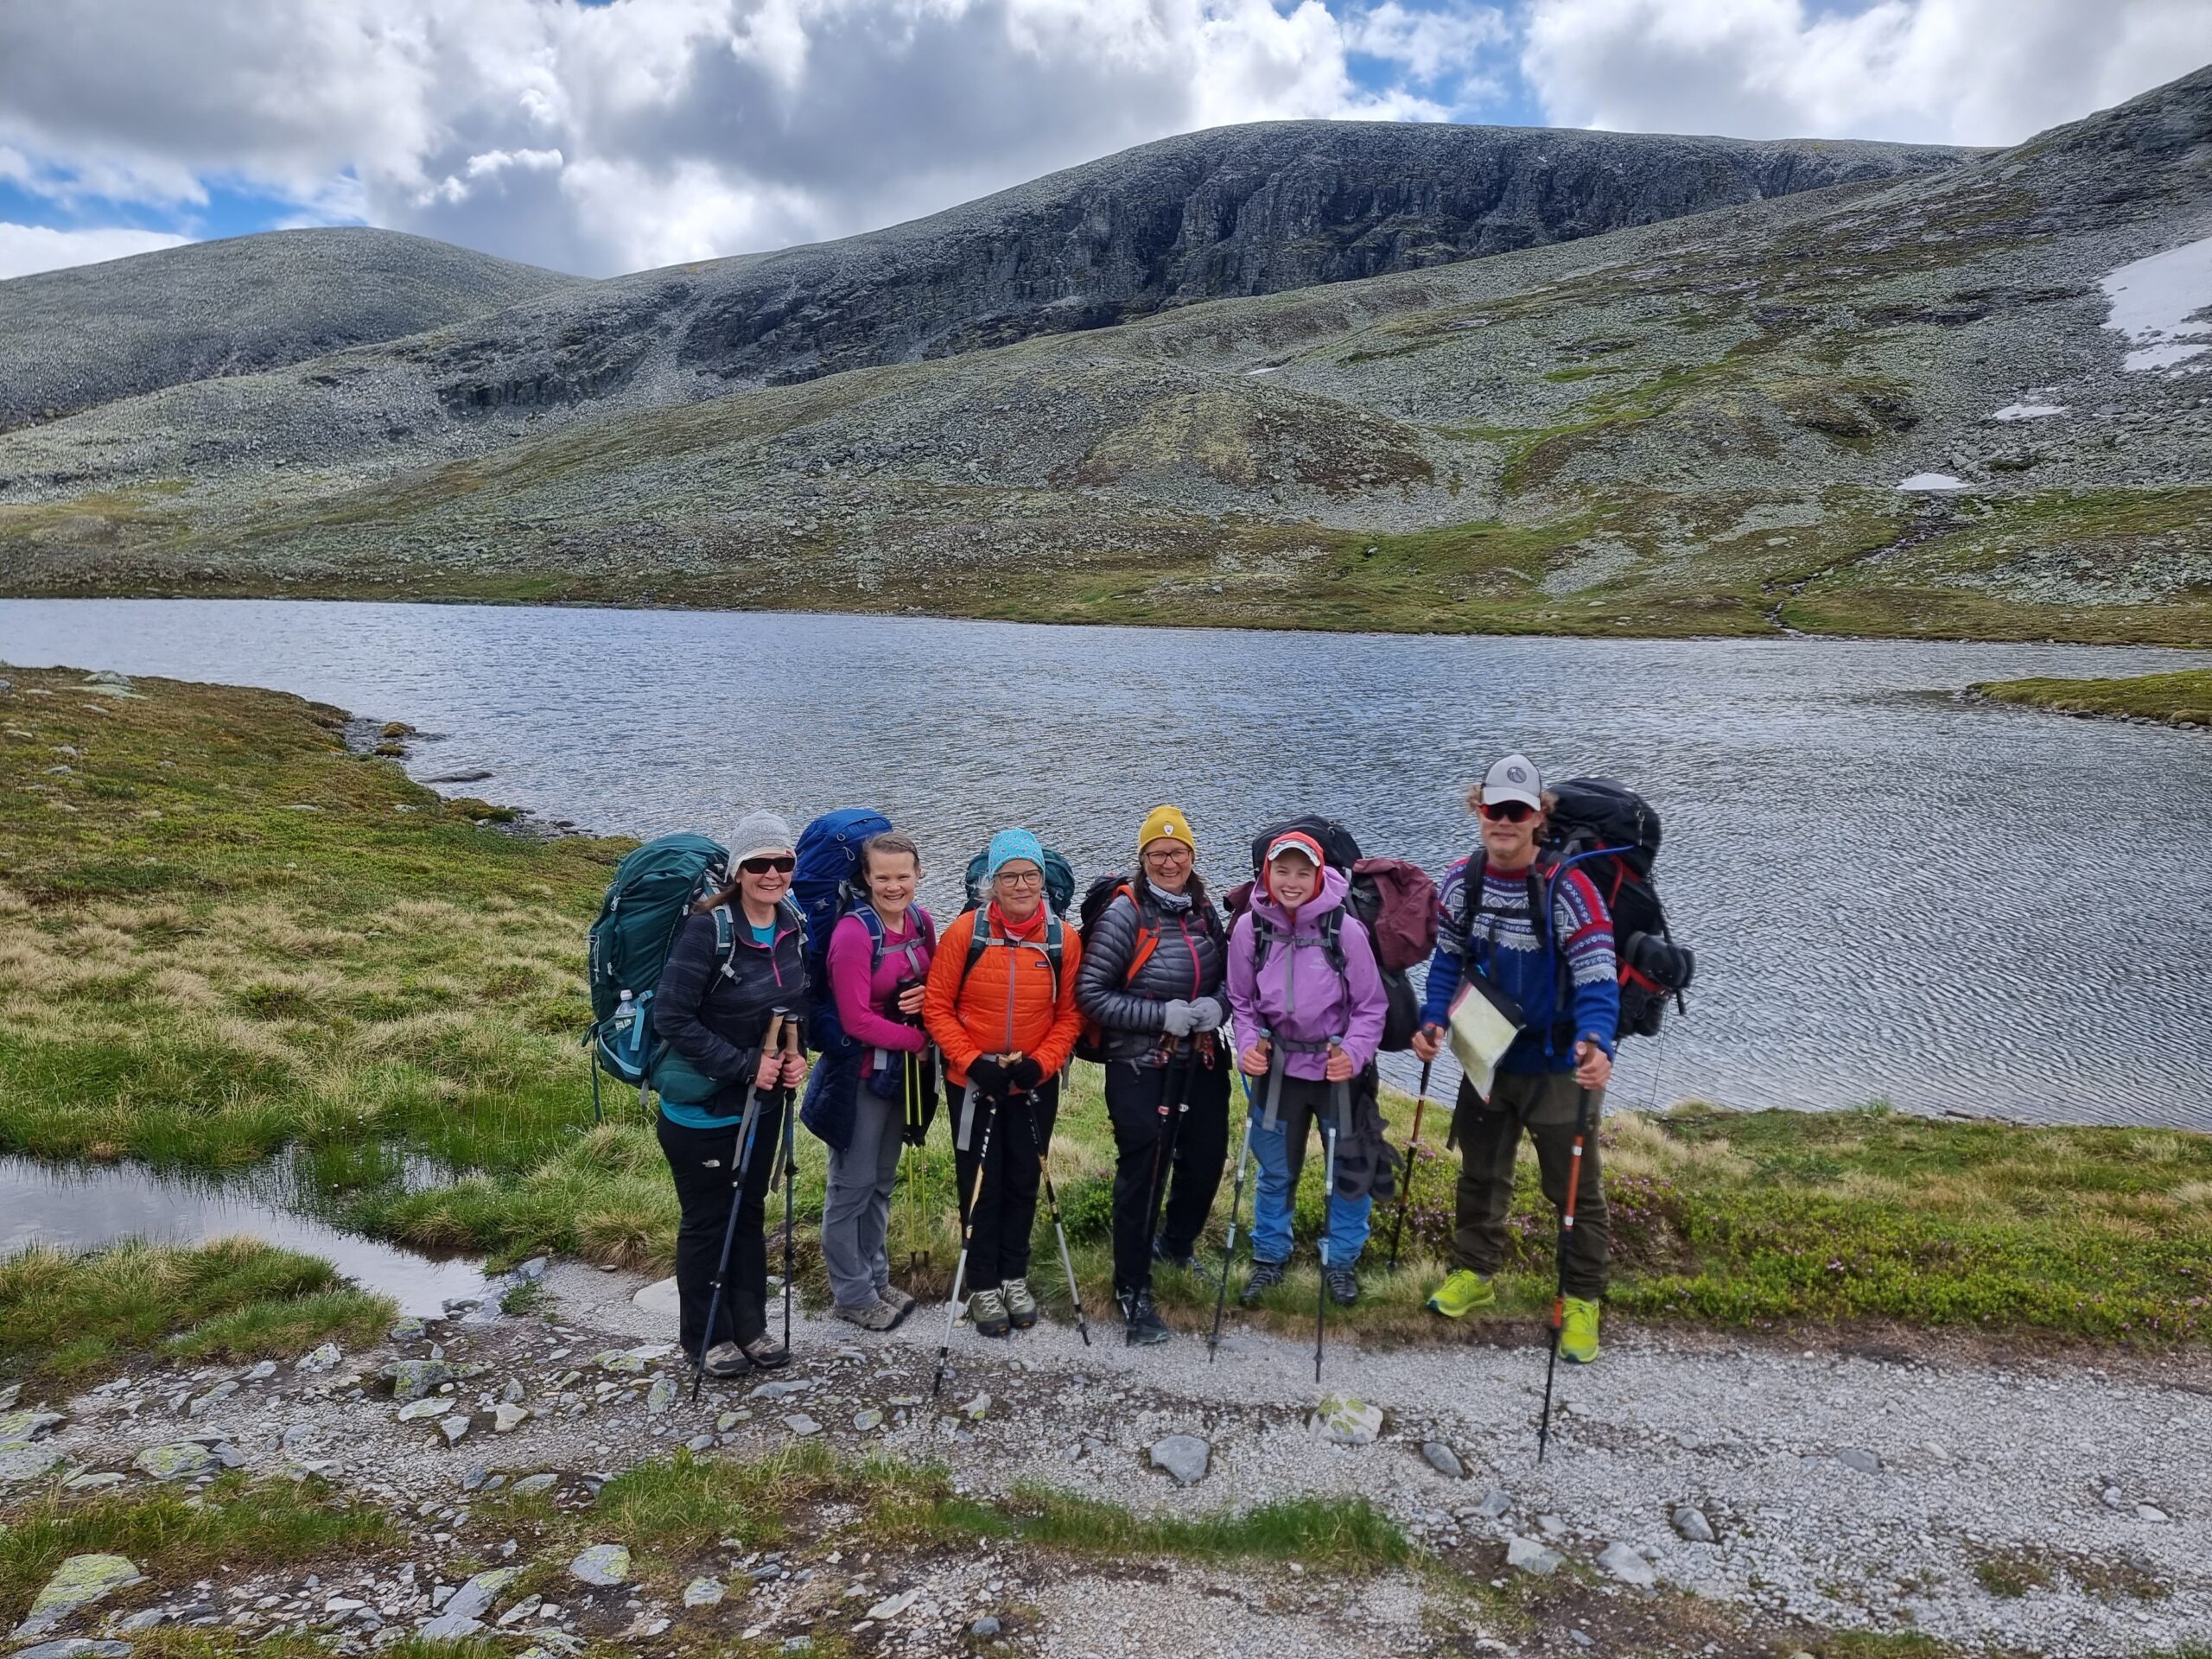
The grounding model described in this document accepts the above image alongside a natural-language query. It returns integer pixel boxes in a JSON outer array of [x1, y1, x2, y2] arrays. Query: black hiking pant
[[1450, 1071, 1609, 1300], [658, 1096, 787, 1351], [1104, 1050, 1230, 1292], [954, 1077, 1059, 1294]]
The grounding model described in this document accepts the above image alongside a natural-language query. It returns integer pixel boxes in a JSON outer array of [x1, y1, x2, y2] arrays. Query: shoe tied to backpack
[[1559, 1295, 1601, 1364], [1001, 1276, 1039, 1329], [1119, 1287, 1170, 1346], [1323, 1266, 1360, 1306], [970, 1287, 1011, 1338], [1238, 1259, 1287, 1306], [1427, 1268, 1497, 1319]]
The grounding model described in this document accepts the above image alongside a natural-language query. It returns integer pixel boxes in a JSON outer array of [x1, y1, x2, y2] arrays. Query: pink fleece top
[[826, 908, 933, 1053]]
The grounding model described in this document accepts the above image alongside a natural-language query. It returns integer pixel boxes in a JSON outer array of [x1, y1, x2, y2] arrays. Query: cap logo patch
[[1507, 766, 1527, 783]]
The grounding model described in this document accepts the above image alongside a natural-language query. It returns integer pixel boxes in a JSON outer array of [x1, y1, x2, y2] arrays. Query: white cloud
[[0, 0, 1484, 276], [1522, 0, 2212, 147], [1348, 1, 1511, 92], [0, 222, 190, 279]]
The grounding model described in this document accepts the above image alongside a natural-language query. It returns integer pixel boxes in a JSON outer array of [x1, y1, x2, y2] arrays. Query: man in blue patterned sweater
[[1410, 752, 1619, 1363]]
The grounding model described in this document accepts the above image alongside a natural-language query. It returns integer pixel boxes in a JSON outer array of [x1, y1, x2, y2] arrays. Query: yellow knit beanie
[[1138, 804, 1196, 860]]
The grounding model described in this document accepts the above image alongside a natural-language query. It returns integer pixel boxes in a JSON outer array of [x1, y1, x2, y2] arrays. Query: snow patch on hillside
[[2101, 234, 2212, 372]]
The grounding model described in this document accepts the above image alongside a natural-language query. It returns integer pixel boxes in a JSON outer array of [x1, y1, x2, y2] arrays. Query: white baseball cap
[[1480, 753, 1544, 810]]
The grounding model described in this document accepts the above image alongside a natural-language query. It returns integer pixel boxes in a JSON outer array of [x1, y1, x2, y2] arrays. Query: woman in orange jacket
[[923, 828, 1084, 1338]]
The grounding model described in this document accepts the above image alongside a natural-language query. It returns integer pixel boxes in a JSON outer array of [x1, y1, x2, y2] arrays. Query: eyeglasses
[[1478, 801, 1536, 824], [739, 855, 797, 874], [995, 869, 1045, 887]]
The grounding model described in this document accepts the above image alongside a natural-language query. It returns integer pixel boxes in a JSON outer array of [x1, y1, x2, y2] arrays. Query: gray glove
[[1160, 999, 1201, 1037], [1186, 995, 1225, 1033]]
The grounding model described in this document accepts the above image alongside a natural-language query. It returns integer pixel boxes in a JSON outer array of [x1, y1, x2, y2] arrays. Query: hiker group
[[587, 755, 1693, 1395]]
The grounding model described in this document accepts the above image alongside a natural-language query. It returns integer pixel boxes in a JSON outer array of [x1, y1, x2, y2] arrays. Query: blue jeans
[[1244, 1074, 1371, 1268]]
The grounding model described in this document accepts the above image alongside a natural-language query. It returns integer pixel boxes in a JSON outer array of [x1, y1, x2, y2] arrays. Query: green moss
[[0, 1237, 393, 1387], [1970, 667, 2212, 727]]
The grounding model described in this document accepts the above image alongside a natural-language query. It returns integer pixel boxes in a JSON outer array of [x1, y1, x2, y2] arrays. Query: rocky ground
[[7, 1258, 2208, 1659]]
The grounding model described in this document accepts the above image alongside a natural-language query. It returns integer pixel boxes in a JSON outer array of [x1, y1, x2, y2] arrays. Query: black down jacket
[[1075, 887, 1226, 1065]]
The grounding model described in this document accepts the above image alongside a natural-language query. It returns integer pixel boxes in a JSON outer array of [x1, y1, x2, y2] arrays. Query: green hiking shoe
[[1426, 1268, 1497, 1319], [1559, 1296, 1601, 1364]]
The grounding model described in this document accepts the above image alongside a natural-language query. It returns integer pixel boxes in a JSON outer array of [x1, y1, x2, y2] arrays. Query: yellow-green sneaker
[[1426, 1268, 1497, 1319], [1559, 1296, 1601, 1364]]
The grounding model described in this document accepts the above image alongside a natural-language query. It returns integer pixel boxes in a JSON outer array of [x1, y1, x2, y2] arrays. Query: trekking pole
[[1138, 1040, 1193, 1267], [693, 1011, 785, 1401], [1021, 1067, 1091, 1347], [1536, 1085, 1595, 1464], [932, 1077, 1001, 1396], [779, 1018, 802, 1354], [1209, 1065, 1258, 1362], [1316, 1039, 1344, 1385], [904, 1051, 928, 1274], [1384, 1061, 1433, 1273]]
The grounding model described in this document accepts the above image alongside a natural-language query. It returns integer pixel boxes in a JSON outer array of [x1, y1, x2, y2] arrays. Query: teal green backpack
[[586, 833, 734, 1117]]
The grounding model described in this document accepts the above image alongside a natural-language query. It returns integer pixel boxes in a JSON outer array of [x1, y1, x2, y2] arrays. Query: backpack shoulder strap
[[850, 901, 888, 975], [1120, 885, 1161, 987], [1045, 914, 1065, 994], [1319, 905, 1347, 981], [709, 902, 738, 977]]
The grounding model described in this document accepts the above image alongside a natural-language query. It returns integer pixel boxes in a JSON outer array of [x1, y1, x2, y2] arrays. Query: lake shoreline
[[1967, 665, 2212, 730]]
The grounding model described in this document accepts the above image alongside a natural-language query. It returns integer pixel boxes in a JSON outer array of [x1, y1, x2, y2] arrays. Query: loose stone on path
[[10, 1555, 144, 1639], [1149, 1434, 1211, 1486], [569, 1544, 631, 1586]]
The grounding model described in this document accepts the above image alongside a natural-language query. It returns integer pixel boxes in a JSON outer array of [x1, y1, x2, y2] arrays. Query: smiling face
[[1141, 836, 1193, 895], [864, 847, 919, 916], [992, 859, 1044, 922], [1478, 800, 1541, 869], [1267, 849, 1319, 909], [739, 853, 794, 909]]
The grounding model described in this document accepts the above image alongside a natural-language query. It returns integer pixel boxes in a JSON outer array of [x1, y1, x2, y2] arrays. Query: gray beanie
[[728, 810, 795, 864]]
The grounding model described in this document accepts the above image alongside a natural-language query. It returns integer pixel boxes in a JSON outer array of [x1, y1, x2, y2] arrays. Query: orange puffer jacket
[[924, 903, 1085, 1086]]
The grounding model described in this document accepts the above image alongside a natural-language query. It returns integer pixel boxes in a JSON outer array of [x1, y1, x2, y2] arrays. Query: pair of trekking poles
[[690, 1010, 804, 1401], [1205, 1033, 1350, 1384], [930, 1053, 1091, 1395], [1207, 1046, 1592, 1459]]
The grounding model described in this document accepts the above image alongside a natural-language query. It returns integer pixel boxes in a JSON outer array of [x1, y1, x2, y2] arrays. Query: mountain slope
[[0, 122, 1964, 497], [0, 228, 580, 433], [3, 73, 2209, 645]]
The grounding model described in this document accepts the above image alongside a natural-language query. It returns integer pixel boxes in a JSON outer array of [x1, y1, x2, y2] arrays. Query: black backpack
[[1541, 778, 1694, 1040], [1227, 816, 1432, 1052]]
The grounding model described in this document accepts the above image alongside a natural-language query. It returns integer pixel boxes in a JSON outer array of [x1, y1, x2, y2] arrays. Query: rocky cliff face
[[0, 228, 580, 433], [415, 122, 1967, 413]]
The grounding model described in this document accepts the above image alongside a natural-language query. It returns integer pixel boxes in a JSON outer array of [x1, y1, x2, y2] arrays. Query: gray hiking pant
[[823, 1083, 905, 1310]]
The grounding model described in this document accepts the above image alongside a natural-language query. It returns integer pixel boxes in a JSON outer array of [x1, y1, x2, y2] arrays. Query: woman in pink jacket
[[818, 831, 935, 1331], [1225, 830, 1387, 1307]]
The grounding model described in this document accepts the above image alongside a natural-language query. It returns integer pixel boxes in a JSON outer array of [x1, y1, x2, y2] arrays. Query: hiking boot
[[969, 1288, 1011, 1338], [1238, 1259, 1287, 1306], [1426, 1268, 1497, 1319], [876, 1283, 917, 1320], [1152, 1236, 1200, 1274], [741, 1332, 791, 1369], [833, 1298, 900, 1333], [1001, 1276, 1039, 1330], [700, 1341, 750, 1378], [1559, 1296, 1601, 1365], [1324, 1266, 1360, 1306], [1119, 1287, 1170, 1346]]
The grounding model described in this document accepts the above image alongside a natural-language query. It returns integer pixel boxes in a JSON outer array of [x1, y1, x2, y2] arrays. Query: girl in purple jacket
[[1225, 830, 1387, 1306]]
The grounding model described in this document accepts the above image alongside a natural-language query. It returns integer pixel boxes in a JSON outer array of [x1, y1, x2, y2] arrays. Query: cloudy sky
[[0, 0, 2204, 280]]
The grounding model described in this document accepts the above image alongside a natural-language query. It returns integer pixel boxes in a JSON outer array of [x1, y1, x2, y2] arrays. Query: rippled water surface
[[5, 599, 2208, 1128]]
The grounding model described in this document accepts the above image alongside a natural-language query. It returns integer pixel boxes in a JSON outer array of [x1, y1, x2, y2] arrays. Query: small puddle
[[1, 1154, 492, 1319]]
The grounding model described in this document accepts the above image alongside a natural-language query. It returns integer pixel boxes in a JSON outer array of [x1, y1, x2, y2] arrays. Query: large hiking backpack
[[1072, 873, 1225, 1063], [586, 832, 735, 1111], [1224, 816, 1438, 1052], [1541, 778, 1694, 1040], [792, 809, 937, 1053]]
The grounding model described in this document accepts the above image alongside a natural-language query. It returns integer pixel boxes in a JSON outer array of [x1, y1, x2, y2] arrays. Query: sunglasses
[[739, 855, 797, 874], [1478, 800, 1536, 823]]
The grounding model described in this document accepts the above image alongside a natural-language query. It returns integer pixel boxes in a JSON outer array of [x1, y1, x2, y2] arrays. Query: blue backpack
[[793, 809, 935, 1053], [585, 832, 736, 1116]]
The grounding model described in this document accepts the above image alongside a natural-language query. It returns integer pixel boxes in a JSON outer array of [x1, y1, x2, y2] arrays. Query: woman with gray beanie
[[652, 810, 810, 1376]]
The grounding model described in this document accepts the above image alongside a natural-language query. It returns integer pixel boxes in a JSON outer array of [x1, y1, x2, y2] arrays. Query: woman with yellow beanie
[[1074, 805, 1230, 1345]]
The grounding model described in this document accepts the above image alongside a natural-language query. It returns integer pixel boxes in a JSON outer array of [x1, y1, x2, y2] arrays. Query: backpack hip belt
[[1258, 1032, 1335, 1131]]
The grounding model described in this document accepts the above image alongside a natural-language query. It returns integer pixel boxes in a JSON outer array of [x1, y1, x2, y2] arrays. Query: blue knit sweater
[[1419, 855, 1619, 1074]]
